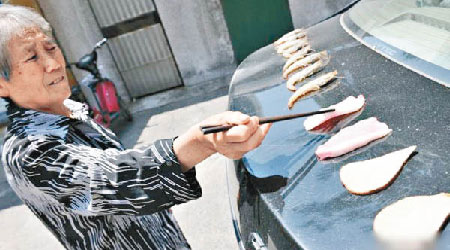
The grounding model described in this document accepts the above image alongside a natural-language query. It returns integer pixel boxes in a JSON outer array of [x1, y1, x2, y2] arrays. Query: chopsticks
[[200, 108, 335, 135]]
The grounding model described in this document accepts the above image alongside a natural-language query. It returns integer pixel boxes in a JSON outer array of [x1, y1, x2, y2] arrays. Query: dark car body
[[226, 1, 450, 249]]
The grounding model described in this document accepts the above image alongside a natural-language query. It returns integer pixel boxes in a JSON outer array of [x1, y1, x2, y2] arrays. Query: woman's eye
[[48, 46, 56, 51], [27, 54, 37, 61]]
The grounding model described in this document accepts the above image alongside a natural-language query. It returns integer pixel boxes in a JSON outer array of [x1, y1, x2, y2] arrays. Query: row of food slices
[[275, 30, 406, 196], [273, 29, 336, 109], [274, 29, 450, 246], [306, 95, 414, 195]]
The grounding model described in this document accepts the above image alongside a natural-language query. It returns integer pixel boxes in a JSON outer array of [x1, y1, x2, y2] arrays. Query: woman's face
[[0, 27, 71, 113]]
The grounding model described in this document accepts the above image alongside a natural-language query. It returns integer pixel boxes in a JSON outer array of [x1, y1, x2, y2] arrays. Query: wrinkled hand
[[173, 111, 272, 171], [199, 111, 271, 160]]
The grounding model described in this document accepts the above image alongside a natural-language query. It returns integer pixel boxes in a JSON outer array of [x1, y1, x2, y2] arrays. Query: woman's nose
[[43, 54, 62, 73]]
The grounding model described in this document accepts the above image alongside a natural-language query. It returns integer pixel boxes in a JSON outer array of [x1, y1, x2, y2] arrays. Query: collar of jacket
[[6, 99, 89, 139]]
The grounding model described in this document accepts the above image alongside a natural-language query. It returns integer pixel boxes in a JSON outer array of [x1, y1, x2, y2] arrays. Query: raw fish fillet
[[373, 193, 450, 248], [340, 146, 416, 195], [315, 117, 392, 160], [304, 95, 365, 133]]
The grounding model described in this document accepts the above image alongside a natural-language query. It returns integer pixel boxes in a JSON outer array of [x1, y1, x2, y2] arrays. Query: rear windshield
[[341, 0, 450, 86]]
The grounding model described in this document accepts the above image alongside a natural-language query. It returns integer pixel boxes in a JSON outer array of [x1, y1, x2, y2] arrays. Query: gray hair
[[0, 4, 52, 81]]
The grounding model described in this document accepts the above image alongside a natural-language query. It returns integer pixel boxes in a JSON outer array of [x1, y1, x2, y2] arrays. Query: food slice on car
[[287, 71, 337, 109], [340, 146, 416, 195], [304, 95, 365, 133], [281, 39, 309, 58], [283, 51, 328, 79], [286, 59, 327, 91], [276, 37, 307, 54], [373, 193, 450, 247], [282, 45, 311, 72], [315, 117, 392, 160], [276, 38, 300, 53], [274, 29, 305, 47]]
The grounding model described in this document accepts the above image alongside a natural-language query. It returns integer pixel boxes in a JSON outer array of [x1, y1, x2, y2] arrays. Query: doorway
[[221, 0, 294, 63]]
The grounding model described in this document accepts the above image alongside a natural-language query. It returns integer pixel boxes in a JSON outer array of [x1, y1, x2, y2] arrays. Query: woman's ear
[[0, 77, 10, 98]]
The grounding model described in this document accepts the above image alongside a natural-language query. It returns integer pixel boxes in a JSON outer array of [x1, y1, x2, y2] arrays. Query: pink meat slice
[[315, 117, 392, 160], [304, 95, 365, 133]]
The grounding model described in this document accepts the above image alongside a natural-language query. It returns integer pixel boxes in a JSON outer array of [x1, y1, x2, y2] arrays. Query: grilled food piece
[[286, 59, 327, 91], [274, 29, 305, 47], [282, 45, 312, 72], [315, 117, 392, 160], [287, 71, 337, 109], [340, 146, 416, 195], [281, 39, 309, 58], [283, 51, 328, 79], [373, 193, 450, 249], [276, 37, 307, 54]]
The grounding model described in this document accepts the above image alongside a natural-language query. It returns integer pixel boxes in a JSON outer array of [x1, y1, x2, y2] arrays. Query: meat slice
[[315, 117, 392, 160], [373, 193, 450, 248], [304, 95, 365, 133], [340, 146, 416, 195]]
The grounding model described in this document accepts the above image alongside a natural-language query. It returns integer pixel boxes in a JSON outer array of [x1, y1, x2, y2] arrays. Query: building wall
[[37, 0, 131, 102], [154, 0, 236, 86]]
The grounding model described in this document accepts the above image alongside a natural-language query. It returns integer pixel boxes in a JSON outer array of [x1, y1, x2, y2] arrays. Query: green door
[[221, 0, 294, 63]]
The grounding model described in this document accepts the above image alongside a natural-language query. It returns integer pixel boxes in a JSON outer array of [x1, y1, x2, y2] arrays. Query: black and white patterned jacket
[[2, 99, 202, 250]]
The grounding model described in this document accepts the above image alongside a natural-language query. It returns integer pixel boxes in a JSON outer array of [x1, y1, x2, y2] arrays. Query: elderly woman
[[0, 4, 271, 250]]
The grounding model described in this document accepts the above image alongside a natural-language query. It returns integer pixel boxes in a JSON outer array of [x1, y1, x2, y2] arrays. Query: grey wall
[[37, 0, 131, 102], [154, 0, 236, 86], [38, 0, 236, 99]]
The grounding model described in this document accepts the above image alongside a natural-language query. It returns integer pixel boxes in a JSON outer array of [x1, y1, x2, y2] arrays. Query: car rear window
[[341, 0, 450, 86]]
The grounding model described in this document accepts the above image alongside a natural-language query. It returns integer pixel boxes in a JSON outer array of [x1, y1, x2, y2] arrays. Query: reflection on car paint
[[280, 153, 319, 199]]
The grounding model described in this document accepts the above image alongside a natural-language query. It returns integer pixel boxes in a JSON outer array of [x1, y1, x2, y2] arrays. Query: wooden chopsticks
[[200, 108, 335, 135]]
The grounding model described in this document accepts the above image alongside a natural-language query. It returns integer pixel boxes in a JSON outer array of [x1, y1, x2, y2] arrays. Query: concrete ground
[[0, 77, 239, 250]]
